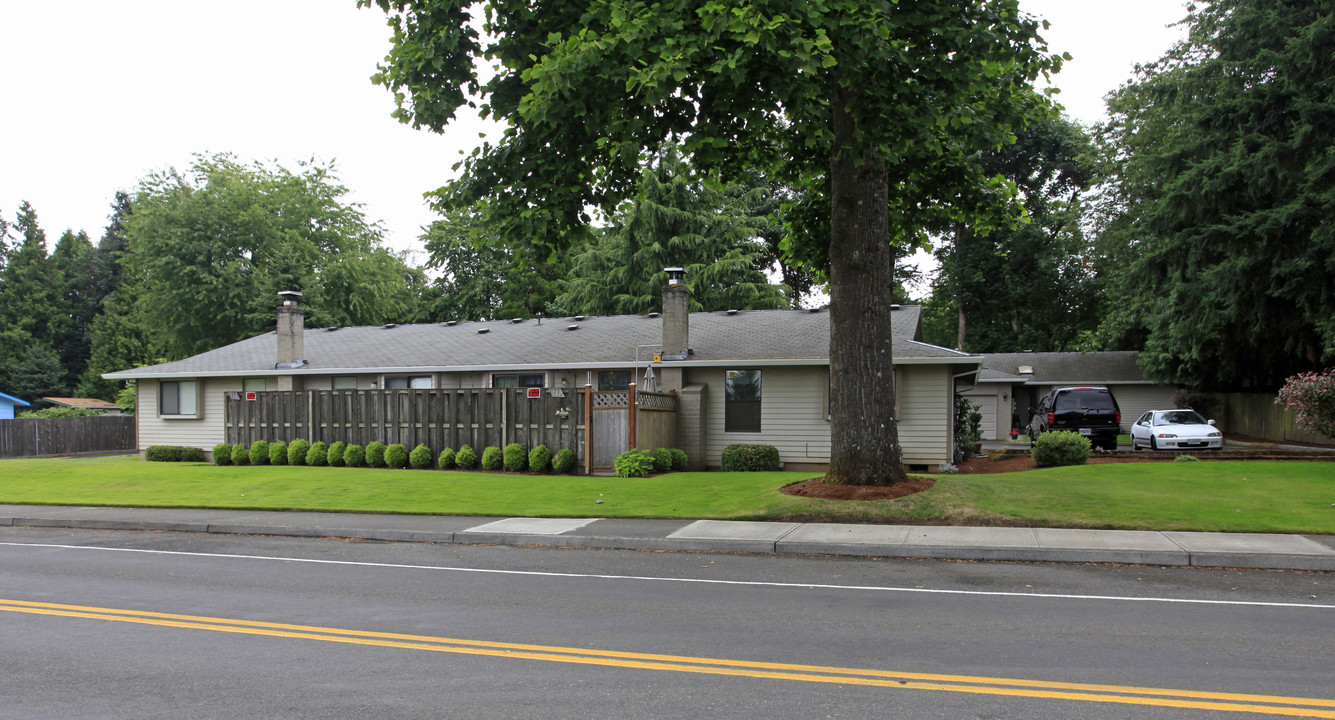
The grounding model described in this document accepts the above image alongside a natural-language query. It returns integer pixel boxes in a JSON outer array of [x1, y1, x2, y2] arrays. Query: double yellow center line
[[4, 598, 1333, 717]]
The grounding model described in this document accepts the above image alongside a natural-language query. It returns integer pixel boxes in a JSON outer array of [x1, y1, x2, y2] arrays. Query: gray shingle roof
[[978, 351, 1150, 384], [106, 305, 976, 379]]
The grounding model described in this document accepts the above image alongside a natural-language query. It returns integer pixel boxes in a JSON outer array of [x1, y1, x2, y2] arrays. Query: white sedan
[[1130, 409, 1225, 451]]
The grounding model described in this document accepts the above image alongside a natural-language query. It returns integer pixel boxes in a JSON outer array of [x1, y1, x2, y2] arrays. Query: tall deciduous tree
[[123, 153, 419, 359], [932, 116, 1097, 352], [418, 204, 566, 322], [1096, 0, 1335, 391], [364, 0, 1059, 485], [555, 147, 788, 316]]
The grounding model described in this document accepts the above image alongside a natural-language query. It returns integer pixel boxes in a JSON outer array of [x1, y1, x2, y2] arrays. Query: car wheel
[[1150, 435, 1158, 451], [1131, 436, 1140, 451]]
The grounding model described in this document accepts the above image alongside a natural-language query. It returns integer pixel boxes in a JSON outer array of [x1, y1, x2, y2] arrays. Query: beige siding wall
[[682, 364, 954, 469], [685, 366, 832, 468], [897, 365, 952, 466], [136, 378, 238, 453]]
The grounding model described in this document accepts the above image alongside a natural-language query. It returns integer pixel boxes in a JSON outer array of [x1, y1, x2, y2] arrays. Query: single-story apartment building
[[959, 351, 1178, 440], [105, 274, 982, 471]]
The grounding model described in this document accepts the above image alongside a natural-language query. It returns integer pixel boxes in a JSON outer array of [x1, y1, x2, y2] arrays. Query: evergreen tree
[[554, 148, 788, 316], [0, 202, 63, 348], [51, 229, 98, 389], [1096, 0, 1335, 390], [7, 345, 66, 400]]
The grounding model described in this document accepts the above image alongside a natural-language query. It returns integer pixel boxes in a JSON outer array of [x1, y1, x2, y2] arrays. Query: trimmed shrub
[[528, 444, 552, 474], [146, 445, 203, 462], [481, 446, 503, 471], [385, 443, 409, 469], [721, 444, 781, 471], [650, 447, 674, 473], [230, 443, 250, 466], [937, 462, 959, 474], [212, 443, 234, 466], [552, 448, 576, 474], [288, 438, 311, 466], [343, 443, 365, 467], [614, 448, 654, 478], [437, 447, 456, 469], [269, 440, 288, 466], [327, 441, 347, 467], [668, 448, 688, 471], [1175, 454, 1201, 463], [306, 441, 328, 466], [1031, 430, 1091, 468], [503, 443, 527, 472], [409, 443, 433, 469], [248, 440, 271, 466], [455, 444, 478, 469], [366, 441, 387, 468]]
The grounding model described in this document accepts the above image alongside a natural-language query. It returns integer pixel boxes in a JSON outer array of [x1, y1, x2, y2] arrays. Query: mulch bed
[[779, 453, 1159, 501]]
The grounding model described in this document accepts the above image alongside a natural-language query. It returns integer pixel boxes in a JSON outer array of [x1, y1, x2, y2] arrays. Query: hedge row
[[210, 440, 693, 477], [210, 440, 591, 474]]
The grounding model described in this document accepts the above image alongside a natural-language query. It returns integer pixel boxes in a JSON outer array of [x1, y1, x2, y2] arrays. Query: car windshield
[[1155, 410, 1206, 426]]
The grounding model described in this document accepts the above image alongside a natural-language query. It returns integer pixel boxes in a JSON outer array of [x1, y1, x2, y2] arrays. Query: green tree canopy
[[417, 204, 567, 322], [554, 147, 788, 316], [1096, 0, 1335, 391], [123, 153, 420, 359], [932, 116, 1098, 352], [364, 0, 1060, 485]]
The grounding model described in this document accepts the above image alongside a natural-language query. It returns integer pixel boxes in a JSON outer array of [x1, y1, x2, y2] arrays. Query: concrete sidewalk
[[3, 504, 1333, 571]]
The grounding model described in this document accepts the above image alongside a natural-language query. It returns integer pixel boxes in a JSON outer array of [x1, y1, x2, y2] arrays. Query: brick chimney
[[276, 290, 305, 369], [661, 267, 689, 360]]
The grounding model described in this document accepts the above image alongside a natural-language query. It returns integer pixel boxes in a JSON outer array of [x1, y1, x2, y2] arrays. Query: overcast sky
[[0, 1, 1190, 265]]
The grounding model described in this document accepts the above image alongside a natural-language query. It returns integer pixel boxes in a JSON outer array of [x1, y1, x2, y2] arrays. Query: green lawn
[[1, 456, 1332, 534]]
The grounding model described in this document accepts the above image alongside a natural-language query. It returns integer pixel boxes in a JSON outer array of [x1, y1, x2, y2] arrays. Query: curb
[[5, 514, 1333, 571]]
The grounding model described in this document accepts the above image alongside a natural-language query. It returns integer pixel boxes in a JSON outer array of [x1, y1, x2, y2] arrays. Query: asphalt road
[[2, 527, 1333, 719]]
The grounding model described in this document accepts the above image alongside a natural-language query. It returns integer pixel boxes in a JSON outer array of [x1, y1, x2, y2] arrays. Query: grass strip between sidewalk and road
[[1, 456, 1332, 534]]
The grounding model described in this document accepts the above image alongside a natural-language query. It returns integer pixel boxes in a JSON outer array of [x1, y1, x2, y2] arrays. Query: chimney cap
[[664, 267, 686, 285], [278, 290, 302, 306]]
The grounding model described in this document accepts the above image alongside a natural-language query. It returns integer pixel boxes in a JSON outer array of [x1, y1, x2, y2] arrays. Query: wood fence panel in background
[[222, 387, 657, 465], [0, 416, 135, 458]]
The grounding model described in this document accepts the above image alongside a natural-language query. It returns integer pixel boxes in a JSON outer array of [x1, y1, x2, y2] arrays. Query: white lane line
[[2, 540, 1332, 610]]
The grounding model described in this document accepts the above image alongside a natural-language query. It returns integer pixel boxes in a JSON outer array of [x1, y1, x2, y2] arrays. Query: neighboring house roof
[[977, 351, 1154, 385], [106, 305, 979, 380], [1, 391, 32, 407], [41, 397, 122, 410]]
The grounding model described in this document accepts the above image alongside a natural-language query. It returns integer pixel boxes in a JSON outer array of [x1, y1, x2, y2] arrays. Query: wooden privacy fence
[[0, 416, 136, 458], [1215, 392, 1334, 445], [224, 387, 677, 470]]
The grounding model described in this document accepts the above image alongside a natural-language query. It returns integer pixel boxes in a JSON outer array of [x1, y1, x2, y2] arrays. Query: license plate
[[1079, 428, 1091, 436]]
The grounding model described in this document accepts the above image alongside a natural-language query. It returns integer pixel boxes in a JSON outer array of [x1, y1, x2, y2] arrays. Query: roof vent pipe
[[661, 267, 689, 361], [276, 291, 306, 369]]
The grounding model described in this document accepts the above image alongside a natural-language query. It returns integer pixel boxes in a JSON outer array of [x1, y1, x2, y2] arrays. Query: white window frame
[[159, 379, 200, 419], [384, 375, 433, 389]]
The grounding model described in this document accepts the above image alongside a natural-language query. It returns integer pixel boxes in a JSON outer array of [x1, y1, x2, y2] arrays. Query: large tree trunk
[[825, 91, 908, 487]]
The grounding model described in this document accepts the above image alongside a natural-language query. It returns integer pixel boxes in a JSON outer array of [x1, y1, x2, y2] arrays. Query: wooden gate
[[590, 390, 630, 470]]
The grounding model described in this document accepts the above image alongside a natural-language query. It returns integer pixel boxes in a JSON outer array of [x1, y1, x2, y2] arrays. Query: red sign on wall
[[527, 388, 542, 398], [246, 392, 257, 401]]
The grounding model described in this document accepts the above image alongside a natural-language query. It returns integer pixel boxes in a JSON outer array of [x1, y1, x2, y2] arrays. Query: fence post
[[584, 384, 593, 474], [627, 382, 637, 451]]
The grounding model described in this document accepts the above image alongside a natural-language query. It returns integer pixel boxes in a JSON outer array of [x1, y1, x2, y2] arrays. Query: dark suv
[[1029, 386, 1122, 451]]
